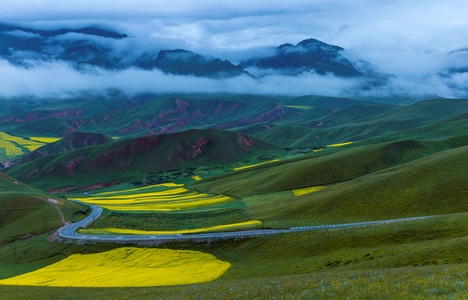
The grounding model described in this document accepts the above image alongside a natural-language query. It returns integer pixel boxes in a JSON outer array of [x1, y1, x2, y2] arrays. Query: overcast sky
[[1, 0, 468, 98]]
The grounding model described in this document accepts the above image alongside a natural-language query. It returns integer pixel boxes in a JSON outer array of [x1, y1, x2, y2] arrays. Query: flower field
[[0, 132, 59, 159], [0, 247, 231, 287], [292, 185, 326, 196], [80, 219, 262, 235], [327, 141, 353, 147], [75, 183, 262, 233], [233, 159, 280, 171], [75, 184, 236, 212]]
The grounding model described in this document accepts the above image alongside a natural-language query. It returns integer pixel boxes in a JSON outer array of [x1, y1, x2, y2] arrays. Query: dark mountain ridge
[[0, 23, 128, 39], [240, 38, 362, 77], [136, 49, 249, 78], [0, 22, 371, 79]]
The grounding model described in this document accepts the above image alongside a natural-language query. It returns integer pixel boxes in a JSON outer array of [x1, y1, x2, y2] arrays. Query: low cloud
[[2, 0, 468, 99], [0, 59, 355, 97], [2, 58, 466, 99]]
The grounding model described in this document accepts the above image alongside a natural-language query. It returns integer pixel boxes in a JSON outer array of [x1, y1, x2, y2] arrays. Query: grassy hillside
[[3, 94, 467, 149], [190, 137, 468, 228], [0, 173, 86, 246], [6, 128, 280, 190], [244, 145, 468, 227], [191, 138, 456, 197], [1, 213, 468, 298], [255, 98, 468, 147], [20, 132, 113, 163], [1, 94, 468, 298]]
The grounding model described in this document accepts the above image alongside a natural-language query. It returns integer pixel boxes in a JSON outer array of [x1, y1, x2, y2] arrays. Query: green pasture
[[1, 212, 468, 298]]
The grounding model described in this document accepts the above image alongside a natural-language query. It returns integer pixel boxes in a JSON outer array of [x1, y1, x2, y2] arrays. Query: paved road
[[58, 203, 434, 243]]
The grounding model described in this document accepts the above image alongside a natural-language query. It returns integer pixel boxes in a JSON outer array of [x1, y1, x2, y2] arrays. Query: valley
[[0, 91, 467, 298]]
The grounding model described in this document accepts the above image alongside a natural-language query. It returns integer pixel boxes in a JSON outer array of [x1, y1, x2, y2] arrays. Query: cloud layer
[[1, 0, 468, 99]]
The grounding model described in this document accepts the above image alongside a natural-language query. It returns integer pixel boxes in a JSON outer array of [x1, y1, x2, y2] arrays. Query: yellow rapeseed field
[[0, 247, 231, 287], [327, 141, 353, 147], [292, 186, 326, 196], [75, 183, 235, 212], [28, 136, 60, 143], [80, 220, 262, 235], [0, 132, 25, 156], [79, 195, 233, 211], [233, 159, 280, 171], [0, 132, 59, 156]]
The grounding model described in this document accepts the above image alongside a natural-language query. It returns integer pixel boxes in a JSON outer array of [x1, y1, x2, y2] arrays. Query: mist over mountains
[[0, 23, 363, 77], [0, 22, 467, 99]]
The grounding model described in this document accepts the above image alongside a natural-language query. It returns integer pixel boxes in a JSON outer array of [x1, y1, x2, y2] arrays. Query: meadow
[[1, 212, 468, 298], [1, 95, 468, 298]]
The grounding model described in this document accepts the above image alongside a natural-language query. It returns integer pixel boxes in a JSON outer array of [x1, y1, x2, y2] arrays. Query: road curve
[[58, 204, 434, 243]]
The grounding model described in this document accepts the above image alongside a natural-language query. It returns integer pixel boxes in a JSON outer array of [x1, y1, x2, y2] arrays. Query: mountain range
[[0, 23, 364, 78], [1, 90, 468, 193], [2, 20, 468, 299]]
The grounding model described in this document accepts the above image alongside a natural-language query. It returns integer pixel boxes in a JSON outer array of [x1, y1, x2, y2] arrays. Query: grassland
[[0, 173, 87, 246], [1, 96, 468, 298], [1, 212, 468, 298]]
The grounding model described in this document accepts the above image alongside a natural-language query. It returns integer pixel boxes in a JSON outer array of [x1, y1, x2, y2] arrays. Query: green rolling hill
[[1, 92, 468, 298], [6, 128, 280, 190], [0, 173, 85, 246]]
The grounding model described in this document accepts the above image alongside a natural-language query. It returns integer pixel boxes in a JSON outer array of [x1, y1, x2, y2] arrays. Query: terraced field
[[74, 183, 261, 233]]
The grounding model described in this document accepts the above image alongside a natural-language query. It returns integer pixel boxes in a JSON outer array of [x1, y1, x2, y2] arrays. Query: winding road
[[58, 203, 434, 243]]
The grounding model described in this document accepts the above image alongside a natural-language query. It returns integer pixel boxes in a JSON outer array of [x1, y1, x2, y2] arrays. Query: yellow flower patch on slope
[[233, 159, 280, 171], [80, 220, 262, 235], [0, 132, 58, 156], [77, 194, 233, 211], [28, 136, 60, 144], [327, 141, 353, 147], [292, 186, 326, 196], [75, 184, 236, 212], [0, 247, 230, 287]]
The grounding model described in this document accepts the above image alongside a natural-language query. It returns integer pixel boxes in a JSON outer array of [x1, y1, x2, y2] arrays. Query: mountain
[[240, 38, 362, 77], [3, 92, 468, 151], [0, 23, 249, 77], [20, 132, 113, 163], [0, 93, 299, 139], [0, 23, 127, 69], [0, 22, 372, 79], [136, 49, 249, 78], [6, 128, 279, 190]]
